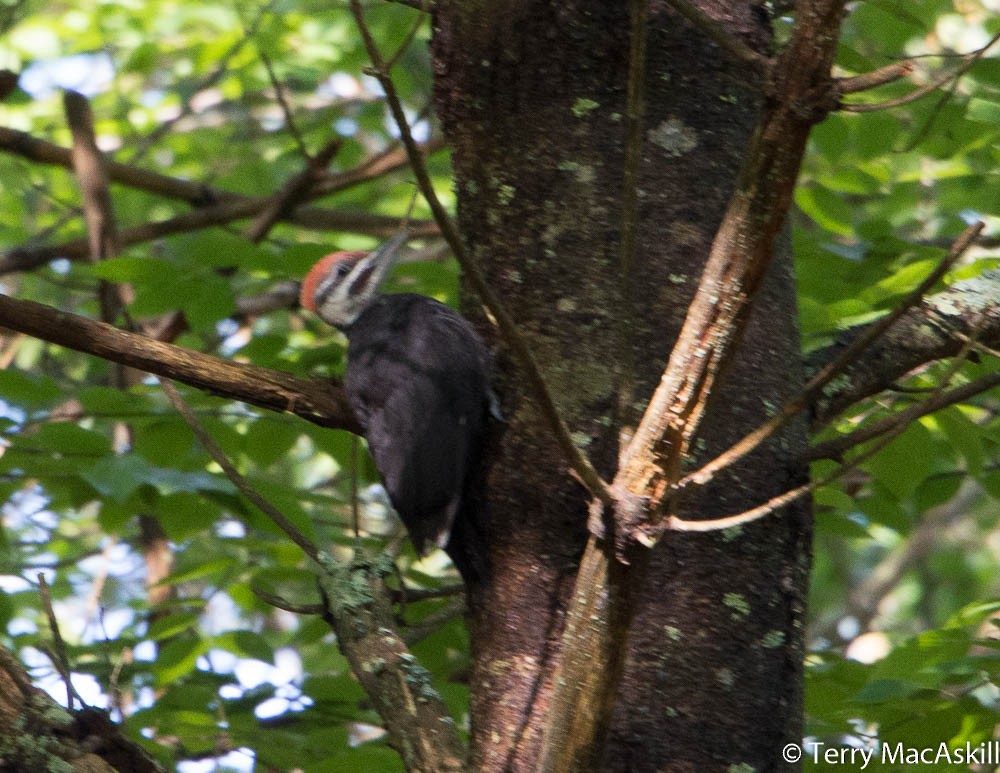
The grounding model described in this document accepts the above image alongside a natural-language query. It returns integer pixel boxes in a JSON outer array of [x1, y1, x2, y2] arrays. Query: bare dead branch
[[37, 573, 82, 710], [840, 30, 1000, 112], [258, 49, 310, 157], [669, 318, 987, 533], [0, 293, 361, 433], [677, 221, 983, 491], [808, 369, 1000, 462], [245, 138, 343, 243]]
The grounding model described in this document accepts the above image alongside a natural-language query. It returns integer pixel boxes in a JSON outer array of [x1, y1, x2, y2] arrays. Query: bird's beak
[[368, 231, 410, 273]]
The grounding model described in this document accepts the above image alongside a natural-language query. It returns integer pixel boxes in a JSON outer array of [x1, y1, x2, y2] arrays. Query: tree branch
[[158, 377, 321, 560], [807, 370, 1000, 462], [839, 30, 1000, 112], [663, 0, 771, 74], [676, 221, 984, 491], [0, 125, 441, 273], [667, 320, 988, 533], [158, 377, 464, 771], [811, 268, 1000, 425], [244, 138, 342, 243], [1, 201, 434, 275], [0, 293, 361, 433], [0, 124, 442, 209]]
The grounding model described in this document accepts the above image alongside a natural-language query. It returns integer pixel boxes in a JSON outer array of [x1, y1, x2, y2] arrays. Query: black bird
[[300, 234, 493, 577]]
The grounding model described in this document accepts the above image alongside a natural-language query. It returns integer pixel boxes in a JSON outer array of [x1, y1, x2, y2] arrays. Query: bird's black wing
[[345, 295, 490, 554]]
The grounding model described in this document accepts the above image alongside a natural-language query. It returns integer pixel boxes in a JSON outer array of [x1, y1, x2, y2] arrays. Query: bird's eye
[[336, 263, 352, 279]]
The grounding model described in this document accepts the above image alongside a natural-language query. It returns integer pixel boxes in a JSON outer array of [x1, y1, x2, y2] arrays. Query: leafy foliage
[[0, 0, 997, 770]]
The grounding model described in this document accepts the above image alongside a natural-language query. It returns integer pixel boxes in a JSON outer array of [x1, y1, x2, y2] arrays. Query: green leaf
[[794, 185, 856, 237], [243, 419, 303, 469], [83, 454, 234, 502], [148, 610, 200, 641], [0, 369, 62, 407], [932, 409, 986, 476], [854, 678, 921, 703], [155, 492, 223, 541], [966, 97, 1000, 125], [865, 421, 935, 502], [32, 423, 112, 456], [155, 636, 208, 686]]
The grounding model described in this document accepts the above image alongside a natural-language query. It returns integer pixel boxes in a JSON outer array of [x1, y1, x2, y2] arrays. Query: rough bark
[[432, 1, 809, 770], [0, 644, 163, 772]]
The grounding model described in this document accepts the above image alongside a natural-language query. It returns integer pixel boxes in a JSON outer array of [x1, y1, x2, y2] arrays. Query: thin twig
[[663, 0, 770, 74], [249, 580, 324, 615], [158, 377, 321, 562], [38, 573, 81, 710], [259, 49, 310, 157], [245, 138, 343, 242], [619, 0, 647, 279], [676, 221, 984, 492], [401, 597, 467, 646], [836, 61, 914, 95], [349, 0, 613, 505], [840, 30, 1000, 112], [670, 317, 987, 533], [385, 5, 428, 71], [808, 355, 1000, 462]]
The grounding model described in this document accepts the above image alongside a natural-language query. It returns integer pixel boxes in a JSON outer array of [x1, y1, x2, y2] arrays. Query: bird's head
[[300, 232, 408, 329]]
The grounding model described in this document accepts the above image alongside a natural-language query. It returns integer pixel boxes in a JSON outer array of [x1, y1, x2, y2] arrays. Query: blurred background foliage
[[0, 0, 998, 770]]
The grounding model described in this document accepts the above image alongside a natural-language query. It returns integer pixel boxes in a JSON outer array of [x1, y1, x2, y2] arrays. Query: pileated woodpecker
[[300, 233, 493, 577]]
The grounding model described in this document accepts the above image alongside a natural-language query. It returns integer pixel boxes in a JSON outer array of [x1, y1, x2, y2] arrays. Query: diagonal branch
[[0, 293, 361, 433], [158, 377, 465, 771], [668, 320, 990, 533], [159, 377, 320, 560], [676, 221, 984, 492], [349, 0, 613, 505], [663, 0, 771, 74], [839, 30, 1000, 112], [244, 138, 342, 243]]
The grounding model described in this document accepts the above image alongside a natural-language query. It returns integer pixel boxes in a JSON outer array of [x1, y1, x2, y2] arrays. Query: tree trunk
[[432, 1, 810, 769]]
